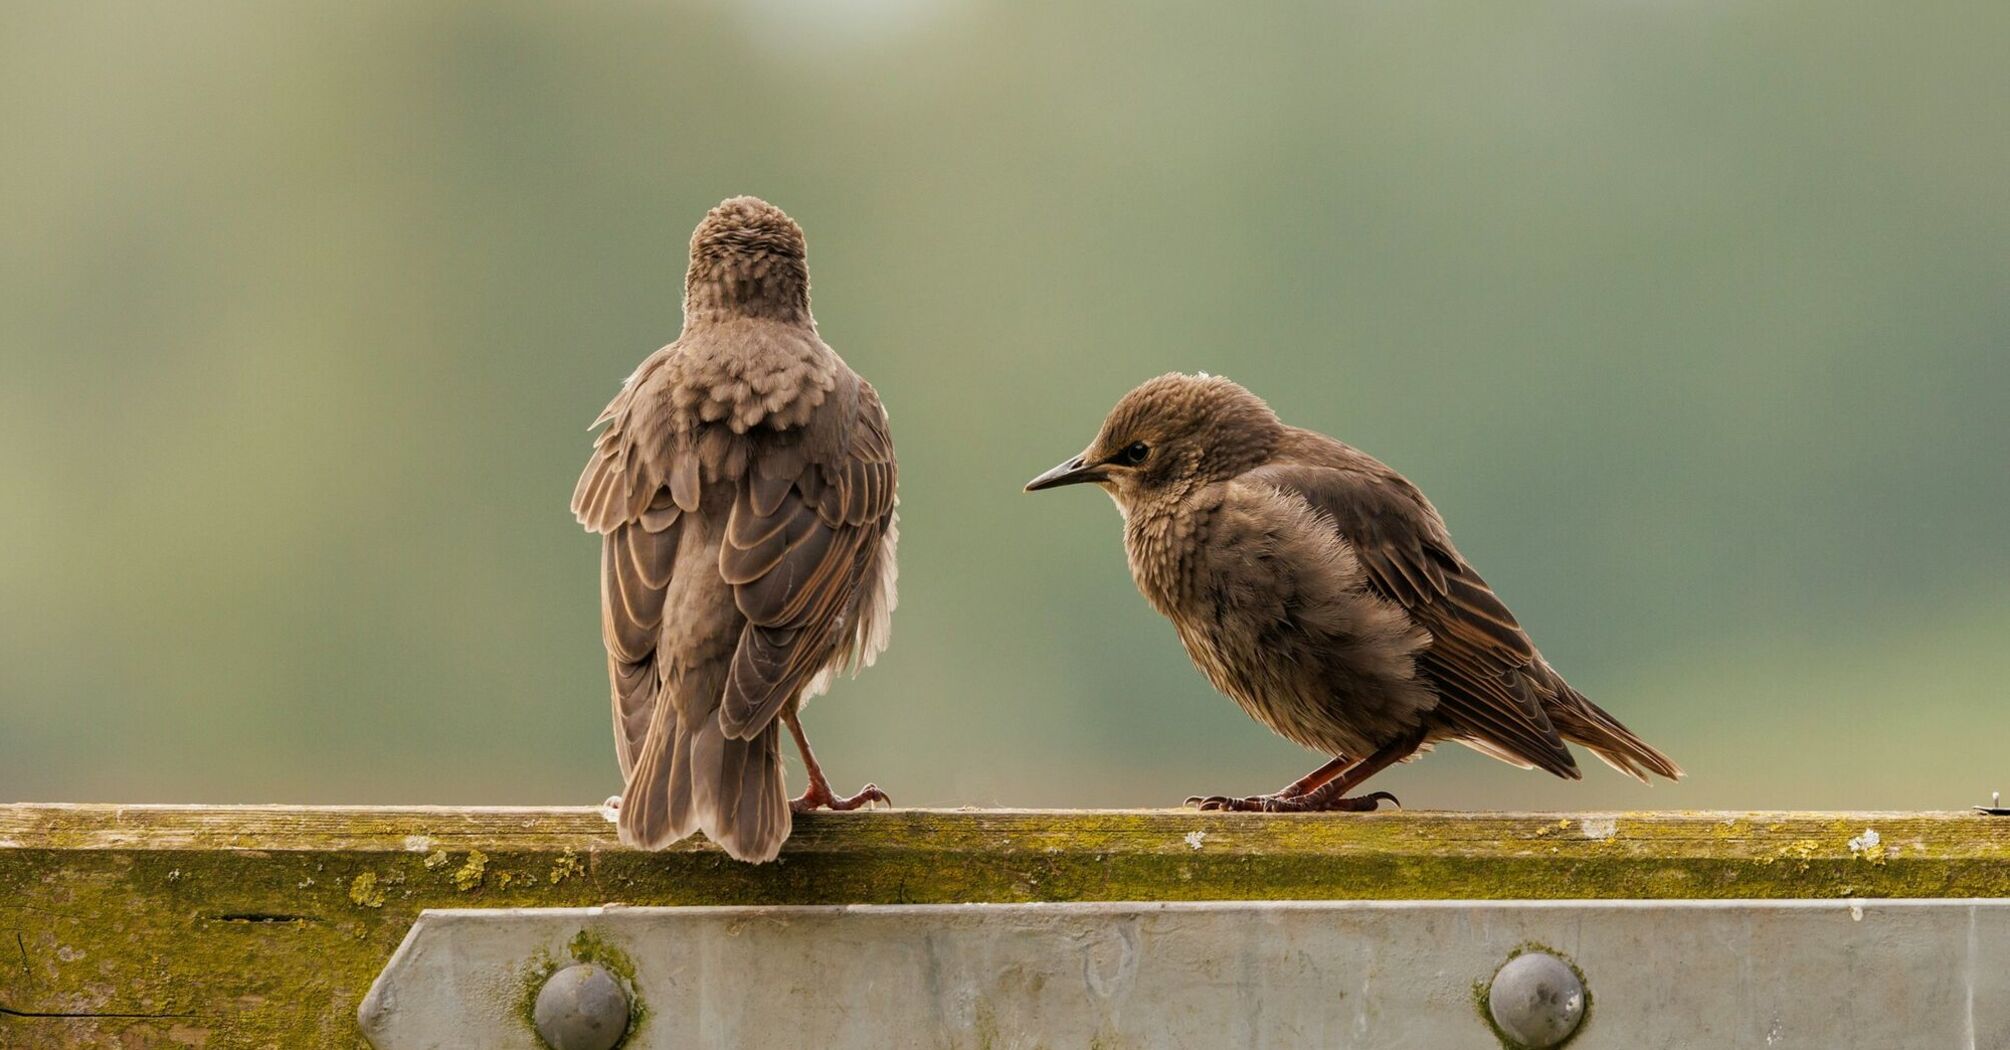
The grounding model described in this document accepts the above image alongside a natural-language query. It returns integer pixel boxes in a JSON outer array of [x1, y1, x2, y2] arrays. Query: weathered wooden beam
[[2, 804, 2006, 1046]]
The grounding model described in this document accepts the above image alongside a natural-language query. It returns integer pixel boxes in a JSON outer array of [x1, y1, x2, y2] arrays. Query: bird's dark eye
[[1118, 441, 1150, 466]]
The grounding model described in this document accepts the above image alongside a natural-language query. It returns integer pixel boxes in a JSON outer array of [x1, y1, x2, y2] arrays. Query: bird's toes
[[1188, 794, 1287, 812], [808, 783, 892, 812]]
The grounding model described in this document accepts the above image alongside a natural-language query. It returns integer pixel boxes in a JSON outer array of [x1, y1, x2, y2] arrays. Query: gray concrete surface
[[360, 899, 2010, 1049]]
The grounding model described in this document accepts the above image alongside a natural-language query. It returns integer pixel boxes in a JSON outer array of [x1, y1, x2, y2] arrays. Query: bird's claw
[[1326, 790, 1401, 812], [792, 782, 892, 814], [1183, 790, 1400, 813]]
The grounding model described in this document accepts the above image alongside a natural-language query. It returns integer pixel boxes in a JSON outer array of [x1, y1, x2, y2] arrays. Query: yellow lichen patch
[[452, 849, 488, 892], [423, 849, 450, 869], [349, 872, 386, 909], [1758, 840, 1824, 872], [1529, 819, 1576, 840], [550, 847, 586, 884]]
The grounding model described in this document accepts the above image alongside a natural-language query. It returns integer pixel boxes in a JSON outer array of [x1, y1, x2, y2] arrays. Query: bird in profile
[[1026, 373, 1679, 811], [573, 196, 898, 862]]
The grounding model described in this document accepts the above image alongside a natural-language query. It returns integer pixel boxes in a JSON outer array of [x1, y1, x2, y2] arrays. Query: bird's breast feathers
[[1125, 479, 1435, 751], [1125, 480, 1378, 623]]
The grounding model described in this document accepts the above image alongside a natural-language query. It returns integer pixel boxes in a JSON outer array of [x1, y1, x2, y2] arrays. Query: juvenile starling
[[572, 197, 898, 861], [1027, 373, 1679, 811]]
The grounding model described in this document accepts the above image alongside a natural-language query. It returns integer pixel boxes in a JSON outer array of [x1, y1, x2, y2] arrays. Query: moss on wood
[[2, 805, 2006, 1046]]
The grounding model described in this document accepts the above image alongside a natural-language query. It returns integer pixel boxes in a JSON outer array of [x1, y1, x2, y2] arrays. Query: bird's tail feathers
[[687, 716, 790, 863], [617, 701, 700, 850], [618, 702, 790, 863], [1552, 685, 1684, 784]]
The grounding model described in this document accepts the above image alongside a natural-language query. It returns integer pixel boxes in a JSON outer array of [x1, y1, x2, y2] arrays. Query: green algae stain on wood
[[3, 805, 2009, 1046]]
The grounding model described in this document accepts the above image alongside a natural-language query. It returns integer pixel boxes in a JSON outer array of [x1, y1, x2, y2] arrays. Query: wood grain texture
[[3, 805, 2007, 1046]]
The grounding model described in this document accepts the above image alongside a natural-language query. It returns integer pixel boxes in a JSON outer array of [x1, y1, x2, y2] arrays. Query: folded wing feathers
[[716, 390, 897, 740], [1256, 463, 1582, 777]]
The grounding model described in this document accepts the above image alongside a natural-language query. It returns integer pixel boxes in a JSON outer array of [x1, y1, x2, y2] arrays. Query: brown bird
[[1027, 373, 1679, 811], [572, 197, 898, 861]]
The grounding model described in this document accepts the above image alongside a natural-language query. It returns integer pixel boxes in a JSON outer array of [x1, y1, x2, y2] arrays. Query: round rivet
[[533, 963, 630, 1050], [1487, 951, 1585, 1048]]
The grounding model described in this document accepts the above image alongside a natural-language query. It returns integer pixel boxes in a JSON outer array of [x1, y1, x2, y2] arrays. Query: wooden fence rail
[[2, 805, 2006, 1046]]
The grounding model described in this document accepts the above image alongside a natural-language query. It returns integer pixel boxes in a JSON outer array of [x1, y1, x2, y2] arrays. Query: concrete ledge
[[3, 805, 2007, 1046]]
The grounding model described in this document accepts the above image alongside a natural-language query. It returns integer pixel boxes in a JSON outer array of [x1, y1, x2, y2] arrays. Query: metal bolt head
[[533, 963, 630, 1050], [1487, 951, 1585, 1048]]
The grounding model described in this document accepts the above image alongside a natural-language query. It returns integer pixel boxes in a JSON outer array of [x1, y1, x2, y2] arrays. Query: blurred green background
[[3, 2, 2005, 812]]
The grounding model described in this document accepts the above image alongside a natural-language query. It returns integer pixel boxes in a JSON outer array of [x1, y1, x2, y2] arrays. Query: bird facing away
[[1026, 373, 1679, 811], [572, 197, 898, 862]]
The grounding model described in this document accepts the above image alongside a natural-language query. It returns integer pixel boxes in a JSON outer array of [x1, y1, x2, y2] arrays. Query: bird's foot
[[1184, 792, 1289, 812], [1184, 790, 1400, 813], [791, 781, 891, 814]]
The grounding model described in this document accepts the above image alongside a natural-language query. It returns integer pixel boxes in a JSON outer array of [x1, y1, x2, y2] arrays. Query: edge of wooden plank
[[4, 805, 2007, 1047]]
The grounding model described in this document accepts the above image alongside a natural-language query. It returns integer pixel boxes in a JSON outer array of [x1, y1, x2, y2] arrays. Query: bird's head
[[1025, 372, 1284, 510], [683, 196, 812, 323]]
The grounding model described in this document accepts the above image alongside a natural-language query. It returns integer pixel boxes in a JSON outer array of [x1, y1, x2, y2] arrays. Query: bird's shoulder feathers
[[572, 322, 850, 533]]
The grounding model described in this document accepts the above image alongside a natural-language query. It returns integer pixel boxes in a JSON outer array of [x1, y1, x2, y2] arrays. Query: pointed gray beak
[[1024, 454, 1107, 492]]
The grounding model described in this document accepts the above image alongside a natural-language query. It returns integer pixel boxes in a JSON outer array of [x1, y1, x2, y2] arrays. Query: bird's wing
[[1251, 463, 1580, 777], [716, 379, 897, 740], [572, 354, 687, 778]]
